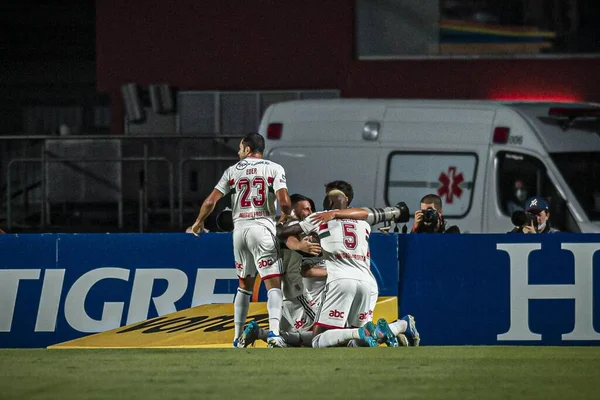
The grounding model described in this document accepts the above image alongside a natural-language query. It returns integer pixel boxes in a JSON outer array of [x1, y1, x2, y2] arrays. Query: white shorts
[[233, 223, 282, 280], [368, 280, 379, 323], [281, 293, 319, 333], [314, 278, 376, 329]]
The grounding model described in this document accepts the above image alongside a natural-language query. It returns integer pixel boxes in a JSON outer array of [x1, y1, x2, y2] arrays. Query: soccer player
[[278, 191, 410, 348], [190, 133, 292, 348], [311, 203, 420, 347]]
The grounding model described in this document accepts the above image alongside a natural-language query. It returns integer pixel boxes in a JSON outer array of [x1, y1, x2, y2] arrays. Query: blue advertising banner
[[0, 232, 399, 348], [398, 233, 600, 346]]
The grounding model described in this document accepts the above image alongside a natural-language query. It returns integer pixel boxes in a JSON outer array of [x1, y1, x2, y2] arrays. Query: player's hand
[[298, 236, 322, 256], [190, 221, 209, 236], [310, 211, 336, 224], [522, 223, 537, 234]]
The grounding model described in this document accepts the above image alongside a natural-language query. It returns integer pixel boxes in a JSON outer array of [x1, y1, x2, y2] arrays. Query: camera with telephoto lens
[[511, 210, 538, 231], [422, 207, 439, 225]]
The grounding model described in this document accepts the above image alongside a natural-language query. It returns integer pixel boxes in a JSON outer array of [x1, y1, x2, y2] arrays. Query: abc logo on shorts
[[328, 309, 345, 319], [258, 258, 274, 268]]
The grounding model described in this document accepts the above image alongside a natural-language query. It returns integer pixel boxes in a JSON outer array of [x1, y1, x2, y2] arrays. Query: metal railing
[[1, 134, 243, 232]]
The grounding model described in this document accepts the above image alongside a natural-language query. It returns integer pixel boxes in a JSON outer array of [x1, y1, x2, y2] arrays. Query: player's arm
[[286, 235, 321, 256], [191, 189, 224, 236], [310, 206, 406, 226], [276, 188, 292, 220], [277, 214, 319, 238], [272, 165, 291, 221], [277, 222, 303, 238]]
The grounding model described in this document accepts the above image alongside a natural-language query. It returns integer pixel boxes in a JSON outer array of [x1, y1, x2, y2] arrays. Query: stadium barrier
[[398, 233, 600, 346], [1, 233, 598, 347], [0, 232, 398, 348]]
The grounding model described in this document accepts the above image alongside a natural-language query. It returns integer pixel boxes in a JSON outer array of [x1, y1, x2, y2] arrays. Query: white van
[[259, 99, 600, 233]]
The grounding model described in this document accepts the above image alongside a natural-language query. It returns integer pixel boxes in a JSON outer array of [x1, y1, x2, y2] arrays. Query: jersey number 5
[[238, 177, 266, 207], [342, 223, 357, 250]]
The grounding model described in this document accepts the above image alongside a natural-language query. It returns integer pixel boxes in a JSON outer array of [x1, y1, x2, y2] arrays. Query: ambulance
[[259, 99, 600, 233]]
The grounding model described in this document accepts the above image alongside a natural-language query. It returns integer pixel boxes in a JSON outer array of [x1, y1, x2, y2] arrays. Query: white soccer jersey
[[215, 157, 287, 227], [300, 215, 374, 283]]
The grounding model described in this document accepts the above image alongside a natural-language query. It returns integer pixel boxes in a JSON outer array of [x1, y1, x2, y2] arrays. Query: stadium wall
[[1, 233, 598, 347]]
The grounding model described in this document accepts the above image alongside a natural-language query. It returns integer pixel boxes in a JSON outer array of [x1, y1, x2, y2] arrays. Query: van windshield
[[551, 152, 600, 221]]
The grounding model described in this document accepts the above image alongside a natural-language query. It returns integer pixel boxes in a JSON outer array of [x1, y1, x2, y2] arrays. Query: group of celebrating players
[[190, 133, 420, 348]]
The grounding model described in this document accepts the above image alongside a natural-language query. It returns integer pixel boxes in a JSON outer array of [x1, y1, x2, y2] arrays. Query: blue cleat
[[376, 318, 399, 347], [232, 338, 240, 348], [237, 320, 259, 348], [358, 322, 379, 347], [402, 315, 420, 346]]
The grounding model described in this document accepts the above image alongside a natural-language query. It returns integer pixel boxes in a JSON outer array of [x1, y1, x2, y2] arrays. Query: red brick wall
[[97, 1, 600, 133]]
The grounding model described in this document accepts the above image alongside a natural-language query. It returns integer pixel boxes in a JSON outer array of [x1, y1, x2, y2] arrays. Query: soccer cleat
[[363, 320, 384, 344], [266, 331, 288, 348], [396, 334, 409, 347], [376, 318, 399, 347], [232, 338, 240, 348], [402, 315, 420, 346], [358, 322, 379, 347], [237, 320, 259, 348]]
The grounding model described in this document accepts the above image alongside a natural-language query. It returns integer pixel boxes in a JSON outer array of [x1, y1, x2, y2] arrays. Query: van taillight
[[267, 123, 283, 139], [493, 127, 510, 144]]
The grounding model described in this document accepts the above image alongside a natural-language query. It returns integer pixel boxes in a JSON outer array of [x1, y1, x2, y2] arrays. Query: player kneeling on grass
[[276, 192, 419, 347]]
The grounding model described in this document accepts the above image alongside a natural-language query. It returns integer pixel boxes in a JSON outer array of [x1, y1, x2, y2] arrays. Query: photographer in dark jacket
[[411, 194, 460, 234], [508, 196, 560, 234]]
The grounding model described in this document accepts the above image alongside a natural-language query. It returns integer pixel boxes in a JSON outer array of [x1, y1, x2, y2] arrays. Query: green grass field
[[1, 347, 599, 400]]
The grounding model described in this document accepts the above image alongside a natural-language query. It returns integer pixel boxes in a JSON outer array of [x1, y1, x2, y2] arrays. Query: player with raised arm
[[278, 191, 410, 348], [190, 132, 292, 348], [310, 203, 420, 346]]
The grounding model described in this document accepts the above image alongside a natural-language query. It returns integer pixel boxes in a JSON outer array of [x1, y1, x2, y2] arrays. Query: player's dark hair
[[420, 193, 442, 209], [241, 133, 265, 154], [290, 193, 316, 214], [324, 180, 354, 205]]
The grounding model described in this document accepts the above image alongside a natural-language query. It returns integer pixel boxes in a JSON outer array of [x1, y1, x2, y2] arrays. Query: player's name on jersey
[[334, 253, 369, 262], [238, 211, 270, 218]]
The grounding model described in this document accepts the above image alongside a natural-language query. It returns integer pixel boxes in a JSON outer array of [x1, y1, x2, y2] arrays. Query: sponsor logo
[[497, 243, 600, 341], [358, 310, 373, 321], [117, 313, 269, 334], [328, 309, 345, 319], [235, 262, 243, 271], [294, 318, 306, 330], [235, 160, 248, 170], [0, 268, 238, 334], [257, 259, 274, 269]]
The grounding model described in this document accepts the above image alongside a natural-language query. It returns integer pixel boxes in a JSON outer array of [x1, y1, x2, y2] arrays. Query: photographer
[[411, 194, 460, 234], [508, 196, 560, 234]]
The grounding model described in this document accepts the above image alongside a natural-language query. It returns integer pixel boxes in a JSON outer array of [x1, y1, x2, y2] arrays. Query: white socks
[[389, 319, 407, 336], [267, 288, 283, 335], [234, 288, 252, 339], [312, 329, 360, 348]]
